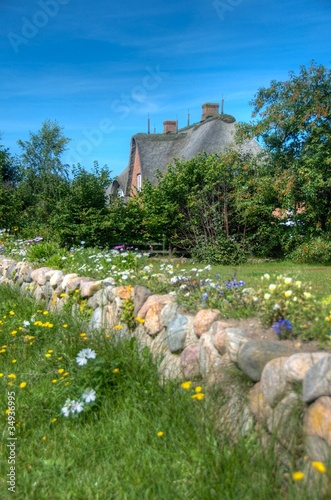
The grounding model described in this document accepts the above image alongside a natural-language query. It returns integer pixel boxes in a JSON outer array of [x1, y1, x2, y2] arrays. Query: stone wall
[[1, 256, 331, 464]]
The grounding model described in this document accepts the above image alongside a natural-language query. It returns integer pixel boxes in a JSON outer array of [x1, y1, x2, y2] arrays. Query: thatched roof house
[[106, 102, 262, 199]]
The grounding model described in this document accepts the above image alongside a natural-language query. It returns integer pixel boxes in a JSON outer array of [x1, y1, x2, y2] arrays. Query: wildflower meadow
[[0, 234, 331, 498]]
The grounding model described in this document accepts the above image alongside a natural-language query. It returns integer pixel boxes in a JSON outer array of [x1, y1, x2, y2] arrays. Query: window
[[137, 173, 142, 191]]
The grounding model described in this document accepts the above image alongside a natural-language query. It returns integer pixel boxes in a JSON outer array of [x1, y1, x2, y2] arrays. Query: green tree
[[17, 120, 71, 234], [50, 163, 112, 247], [139, 151, 260, 263], [0, 138, 21, 229], [237, 61, 331, 234]]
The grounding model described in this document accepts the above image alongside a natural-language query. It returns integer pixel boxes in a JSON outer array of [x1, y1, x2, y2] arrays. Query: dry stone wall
[[1, 256, 331, 463]]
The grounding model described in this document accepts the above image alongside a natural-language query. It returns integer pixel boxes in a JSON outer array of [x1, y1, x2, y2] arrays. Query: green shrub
[[289, 237, 331, 264], [191, 236, 248, 265]]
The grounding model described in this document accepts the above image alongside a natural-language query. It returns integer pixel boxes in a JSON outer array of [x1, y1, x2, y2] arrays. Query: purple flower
[[272, 319, 292, 335], [202, 292, 209, 301]]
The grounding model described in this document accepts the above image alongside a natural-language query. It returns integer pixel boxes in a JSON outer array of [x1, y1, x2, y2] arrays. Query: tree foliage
[[237, 61, 331, 234]]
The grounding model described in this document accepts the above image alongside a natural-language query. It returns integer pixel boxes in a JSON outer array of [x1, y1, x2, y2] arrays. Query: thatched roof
[[110, 114, 262, 197]]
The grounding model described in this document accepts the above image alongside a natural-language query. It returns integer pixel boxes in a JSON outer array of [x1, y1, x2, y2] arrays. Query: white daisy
[[82, 388, 96, 403]]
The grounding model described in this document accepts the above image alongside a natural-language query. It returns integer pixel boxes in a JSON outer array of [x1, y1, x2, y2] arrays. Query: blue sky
[[0, 0, 330, 178]]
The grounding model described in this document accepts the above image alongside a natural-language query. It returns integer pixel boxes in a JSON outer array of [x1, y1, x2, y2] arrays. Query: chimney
[[202, 102, 219, 121], [163, 120, 177, 133]]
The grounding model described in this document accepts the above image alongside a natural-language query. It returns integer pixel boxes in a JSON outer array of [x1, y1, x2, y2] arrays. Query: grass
[[0, 284, 329, 499]]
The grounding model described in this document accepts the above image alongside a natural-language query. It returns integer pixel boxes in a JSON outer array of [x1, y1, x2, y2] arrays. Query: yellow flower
[[268, 284, 276, 292], [0, 373, 3, 377], [9, 311, 15, 316], [65, 382, 70, 386], [135, 317, 145, 324], [12, 359, 17, 364], [51, 418, 57, 423], [62, 324, 68, 328], [48, 350, 53, 353], [58, 368, 64, 374], [8, 374, 16, 379], [19, 382, 27, 389], [181, 381, 192, 390], [45, 353, 51, 358], [292, 471, 304, 481], [105, 334, 110, 339], [284, 290, 292, 298], [195, 386, 203, 393], [52, 379, 58, 384], [43, 311, 49, 315], [63, 372, 69, 377], [60, 293, 67, 297], [0, 349, 6, 353], [41, 436, 46, 441], [113, 368, 120, 373], [5, 409, 12, 415], [114, 325, 123, 330], [10, 331, 17, 336], [311, 461, 326, 474], [263, 273, 270, 280], [191, 393, 205, 400], [58, 357, 63, 360], [157, 431, 165, 438], [80, 333, 87, 337], [304, 292, 312, 299], [264, 293, 271, 300], [284, 277, 292, 285]]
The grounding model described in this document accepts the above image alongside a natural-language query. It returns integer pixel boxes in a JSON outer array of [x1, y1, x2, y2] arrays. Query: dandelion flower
[[311, 461, 326, 474], [191, 393, 205, 400], [114, 325, 123, 330], [292, 471, 304, 481], [113, 368, 120, 373], [51, 418, 57, 423], [82, 388, 96, 403], [41, 436, 46, 441], [8, 374, 16, 379], [181, 381, 192, 390], [12, 359, 17, 363], [9, 311, 15, 316], [62, 324, 68, 328], [135, 317, 145, 324], [19, 382, 27, 389], [195, 386, 203, 393], [157, 431, 165, 438], [45, 353, 51, 358]]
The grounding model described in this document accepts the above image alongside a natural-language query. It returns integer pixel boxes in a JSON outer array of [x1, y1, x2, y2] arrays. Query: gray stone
[[180, 343, 200, 379], [161, 302, 179, 327], [166, 314, 188, 352], [284, 352, 331, 383], [133, 285, 152, 318], [267, 391, 301, 443], [158, 352, 181, 381], [199, 333, 224, 378], [303, 356, 331, 403], [224, 329, 249, 363], [49, 270, 64, 288], [237, 340, 294, 382], [260, 357, 291, 407], [88, 307, 103, 331]]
